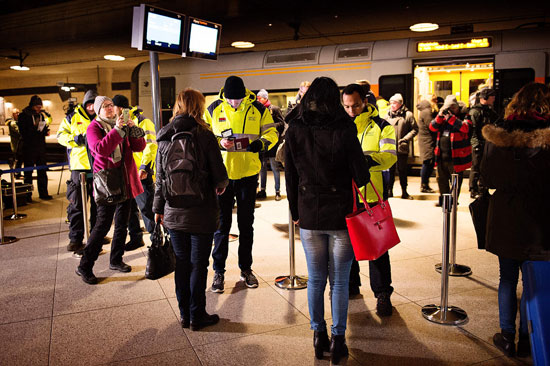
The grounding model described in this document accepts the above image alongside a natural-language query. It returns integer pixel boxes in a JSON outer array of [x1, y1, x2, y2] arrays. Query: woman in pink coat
[[76, 96, 145, 285]]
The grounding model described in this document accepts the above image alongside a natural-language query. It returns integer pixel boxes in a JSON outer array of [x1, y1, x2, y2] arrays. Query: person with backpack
[[154, 88, 229, 331]]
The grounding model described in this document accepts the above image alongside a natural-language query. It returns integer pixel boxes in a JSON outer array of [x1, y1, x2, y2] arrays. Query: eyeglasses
[[103, 103, 114, 109]]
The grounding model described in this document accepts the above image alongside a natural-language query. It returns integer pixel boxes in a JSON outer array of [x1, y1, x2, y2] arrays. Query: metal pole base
[[0, 236, 18, 245], [275, 275, 307, 290], [422, 304, 468, 325], [435, 263, 472, 277], [4, 213, 27, 220]]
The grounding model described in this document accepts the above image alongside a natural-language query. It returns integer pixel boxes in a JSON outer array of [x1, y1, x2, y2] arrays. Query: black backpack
[[161, 131, 206, 207]]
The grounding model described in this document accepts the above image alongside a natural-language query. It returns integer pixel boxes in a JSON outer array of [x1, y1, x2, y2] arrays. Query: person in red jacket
[[429, 95, 472, 206]]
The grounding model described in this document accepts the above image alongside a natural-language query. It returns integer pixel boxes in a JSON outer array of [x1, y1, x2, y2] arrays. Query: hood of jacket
[[482, 117, 550, 149], [218, 87, 257, 106], [416, 100, 431, 111], [157, 114, 199, 142]]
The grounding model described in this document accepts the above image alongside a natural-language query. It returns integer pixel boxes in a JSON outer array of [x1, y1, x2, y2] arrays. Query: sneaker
[[240, 270, 259, 288], [75, 266, 98, 285], [125, 238, 145, 251], [275, 192, 282, 201], [211, 272, 225, 293], [376, 293, 393, 317], [67, 241, 84, 252], [256, 190, 267, 200], [493, 331, 516, 357], [190, 312, 220, 331], [109, 261, 132, 273], [421, 184, 436, 193]]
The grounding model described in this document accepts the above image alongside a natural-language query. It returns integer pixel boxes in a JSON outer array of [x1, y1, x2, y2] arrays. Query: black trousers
[[389, 154, 409, 191], [80, 199, 131, 271], [436, 159, 463, 199], [212, 174, 258, 273], [23, 151, 49, 197], [128, 176, 155, 242], [67, 170, 97, 243], [469, 146, 483, 193]]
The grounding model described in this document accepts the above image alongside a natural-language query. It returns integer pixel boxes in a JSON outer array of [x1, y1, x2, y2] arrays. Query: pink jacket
[[87, 119, 146, 200]]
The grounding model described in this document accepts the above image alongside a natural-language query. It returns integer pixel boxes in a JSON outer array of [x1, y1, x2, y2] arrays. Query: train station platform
[[0, 168, 531, 366]]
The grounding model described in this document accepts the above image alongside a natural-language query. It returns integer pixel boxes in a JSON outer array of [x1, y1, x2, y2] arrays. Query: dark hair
[[342, 83, 367, 100], [297, 77, 345, 117]]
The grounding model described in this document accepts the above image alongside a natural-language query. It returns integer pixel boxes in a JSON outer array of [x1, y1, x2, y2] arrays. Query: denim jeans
[[168, 229, 213, 321], [498, 256, 528, 336], [213, 174, 258, 273], [420, 158, 435, 186], [300, 228, 355, 336], [260, 157, 280, 192], [128, 176, 155, 242]]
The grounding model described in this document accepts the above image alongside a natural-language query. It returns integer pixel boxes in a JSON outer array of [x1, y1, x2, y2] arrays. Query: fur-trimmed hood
[[482, 121, 550, 149]]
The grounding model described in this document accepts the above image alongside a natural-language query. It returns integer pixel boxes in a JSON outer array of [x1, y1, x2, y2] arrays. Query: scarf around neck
[[97, 116, 122, 163]]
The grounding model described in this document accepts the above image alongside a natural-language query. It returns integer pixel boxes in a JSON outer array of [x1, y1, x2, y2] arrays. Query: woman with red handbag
[[285, 77, 370, 364]]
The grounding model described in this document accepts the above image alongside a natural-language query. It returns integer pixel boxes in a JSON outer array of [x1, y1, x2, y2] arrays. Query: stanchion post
[[275, 209, 307, 290], [0, 181, 18, 245], [4, 172, 27, 221], [422, 194, 467, 325], [435, 174, 472, 277], [80, 172, 90, 242]]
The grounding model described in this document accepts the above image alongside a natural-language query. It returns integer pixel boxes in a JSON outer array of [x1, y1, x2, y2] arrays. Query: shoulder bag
[[92, 134, 128, 206]]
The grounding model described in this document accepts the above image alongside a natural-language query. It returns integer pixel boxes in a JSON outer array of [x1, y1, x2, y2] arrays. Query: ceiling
[[1, 0, 549, 82]]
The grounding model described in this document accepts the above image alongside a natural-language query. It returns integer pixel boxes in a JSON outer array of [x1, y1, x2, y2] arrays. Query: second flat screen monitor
[[185, 18, 221, 60]]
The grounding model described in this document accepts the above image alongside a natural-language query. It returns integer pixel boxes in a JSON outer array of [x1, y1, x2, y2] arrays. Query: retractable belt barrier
[[435, 173, 472, 277], [0, 162, 69, 245], [275, 210, 307, 290]]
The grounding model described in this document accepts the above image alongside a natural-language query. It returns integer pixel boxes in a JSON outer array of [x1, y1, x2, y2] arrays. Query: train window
[[434, 80, 453, 99], [160, 77, 175, 110], [379, 74, 412, 108], [265, 52, 317, 65], [469, 79, 486, 95], [494, 68, 535, 113], [337, 47, 370, 60]]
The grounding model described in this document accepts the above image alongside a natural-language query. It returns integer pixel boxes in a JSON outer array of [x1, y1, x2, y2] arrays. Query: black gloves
[[247, 139, 264, 153], [365, 155, 379, 168], [74, 134, 86, 146]]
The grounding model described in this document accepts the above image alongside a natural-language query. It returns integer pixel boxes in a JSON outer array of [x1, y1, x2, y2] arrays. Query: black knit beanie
[[112, 94, 130, 109], [29, 95, 42, 107], [223, 76, 246, 99]]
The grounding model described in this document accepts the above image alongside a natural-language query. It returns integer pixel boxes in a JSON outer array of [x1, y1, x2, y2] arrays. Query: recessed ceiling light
[[231, 41, 255, 49], [10, 65, 29, 71], [104, 55, 125, 61], [410, 23, 439, 32]]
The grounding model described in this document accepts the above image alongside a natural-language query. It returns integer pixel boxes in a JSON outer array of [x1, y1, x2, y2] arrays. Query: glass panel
[[469, 79, 486, 95], [160, 77, 175, 110], [434, 80, 452, 99]]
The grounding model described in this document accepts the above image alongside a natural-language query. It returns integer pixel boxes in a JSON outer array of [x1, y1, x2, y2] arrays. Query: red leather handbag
[[346, 180, 400, 260]]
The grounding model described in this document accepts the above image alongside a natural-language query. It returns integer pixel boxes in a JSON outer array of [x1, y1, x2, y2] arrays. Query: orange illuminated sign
[[417, 38, 492, 52]]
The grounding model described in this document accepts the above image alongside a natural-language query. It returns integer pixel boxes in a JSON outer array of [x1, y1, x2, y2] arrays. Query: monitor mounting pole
[[149, 51, 162, 132]]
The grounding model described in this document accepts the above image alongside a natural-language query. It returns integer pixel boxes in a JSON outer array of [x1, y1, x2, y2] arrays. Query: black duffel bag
[[145, 223, 176, 280]]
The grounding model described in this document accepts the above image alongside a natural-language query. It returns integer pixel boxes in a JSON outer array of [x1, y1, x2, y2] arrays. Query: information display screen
[[145, 13, 182, 51], [185, 17, 221, 60]]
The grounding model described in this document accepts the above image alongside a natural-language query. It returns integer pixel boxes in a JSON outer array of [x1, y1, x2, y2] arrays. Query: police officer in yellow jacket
[[342, 84, 397, 317], [205, 76, 278, 292], [112, 95, 157, 250], [57, 90, 98, 252]]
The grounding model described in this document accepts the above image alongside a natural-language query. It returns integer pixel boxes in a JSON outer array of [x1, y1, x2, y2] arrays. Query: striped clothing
[[429, 113, 472, 172]]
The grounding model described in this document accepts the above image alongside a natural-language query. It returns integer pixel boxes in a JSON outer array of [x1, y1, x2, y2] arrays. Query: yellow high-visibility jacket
[[130, 107, 157, 175], [354, 104, 397, 203], [56, 104, 93, 171], [204, 88, 278, 180]]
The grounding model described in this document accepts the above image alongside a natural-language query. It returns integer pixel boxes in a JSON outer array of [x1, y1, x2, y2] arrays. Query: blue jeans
[[498, 256, 528, 336], [260, 157, 280, 192], [168, 229, 213, 321], [300, 228, 355, 336], [420, 158, 434, 186]]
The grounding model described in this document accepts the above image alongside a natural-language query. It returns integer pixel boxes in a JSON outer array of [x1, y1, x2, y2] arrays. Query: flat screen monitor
[[185, 17, 222, 60], [134, 5, 185, 55]]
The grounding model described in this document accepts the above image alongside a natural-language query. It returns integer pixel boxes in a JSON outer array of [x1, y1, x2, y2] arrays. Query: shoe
[[275, 191, 282, 201], [211, 272, 225, 293], [73, 248, 84, 258], [493, 331, 516, 357], [421, 184, 436, 193], [376, 292, 393, 317], [240, 269, 259, 288], [313, 330, 330, 360], [256, 190, 267, 200], [349, 285, 360, 297], [190, 312, 220, 331], [76, 266, 98, 285], [125, 238, 145, 251], [102, 237, 111, 245], [109, 261, 132, 273], [40, 195, 53, 200], [330, 334, 349, 365], [401, 192, 413, 200], [180, 317, 190, 329], [66, 241, 84, 252], [516, 334, 530, 358]]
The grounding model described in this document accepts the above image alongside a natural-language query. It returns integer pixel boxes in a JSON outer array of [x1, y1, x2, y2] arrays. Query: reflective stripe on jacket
[[130, 107, 157, 175], [354, 104, 397, 203], [56, 104, 92, 170], [205, 88, 278, 180]]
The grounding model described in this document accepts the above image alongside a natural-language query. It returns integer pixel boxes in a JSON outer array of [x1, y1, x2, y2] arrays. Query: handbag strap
[[352, 179, 385, 212]]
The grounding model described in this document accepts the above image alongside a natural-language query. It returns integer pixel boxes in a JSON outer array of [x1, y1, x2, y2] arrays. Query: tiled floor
[[0, 168, 532, 365]]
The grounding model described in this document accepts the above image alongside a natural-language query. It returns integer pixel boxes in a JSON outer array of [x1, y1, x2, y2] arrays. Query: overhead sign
[[417, 38, 492, 53]]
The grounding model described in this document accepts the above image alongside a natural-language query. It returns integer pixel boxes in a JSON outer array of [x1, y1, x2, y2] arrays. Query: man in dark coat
[[17, 95, 52, 200]]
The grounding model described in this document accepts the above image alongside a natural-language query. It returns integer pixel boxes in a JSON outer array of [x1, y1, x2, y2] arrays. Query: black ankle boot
[[330, 334, 349, 364], [493, 331, 515, 357], [313, 330, 330, 360], [517, 334, 531, 357]]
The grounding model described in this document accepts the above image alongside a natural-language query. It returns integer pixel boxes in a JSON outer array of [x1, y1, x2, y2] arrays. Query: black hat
[[223, 76, 246, 99], [479, 88, 496, 100], [112, 94, 130, 109], [29, 95, 42, 107]]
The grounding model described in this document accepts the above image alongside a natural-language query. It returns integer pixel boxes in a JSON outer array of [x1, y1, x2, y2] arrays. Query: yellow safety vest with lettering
[[204, 88, 278, 180], [130, 107, 157, 175], [56, 104, 92, 171]]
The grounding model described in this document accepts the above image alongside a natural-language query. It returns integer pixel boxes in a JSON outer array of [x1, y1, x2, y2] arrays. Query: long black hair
[[297, 77, 347, 122]]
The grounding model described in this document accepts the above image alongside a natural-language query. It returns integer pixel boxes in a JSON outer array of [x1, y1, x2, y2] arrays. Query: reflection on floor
[[0, 168, 531, 366]]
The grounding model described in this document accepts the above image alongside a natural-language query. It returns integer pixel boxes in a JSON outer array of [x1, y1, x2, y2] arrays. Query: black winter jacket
[[284, 107, 370, 230], [153, 114, 228, 233], [468, 103, 499, 149], [17, 106, 49, 156], [481, 115, 550, 261]]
